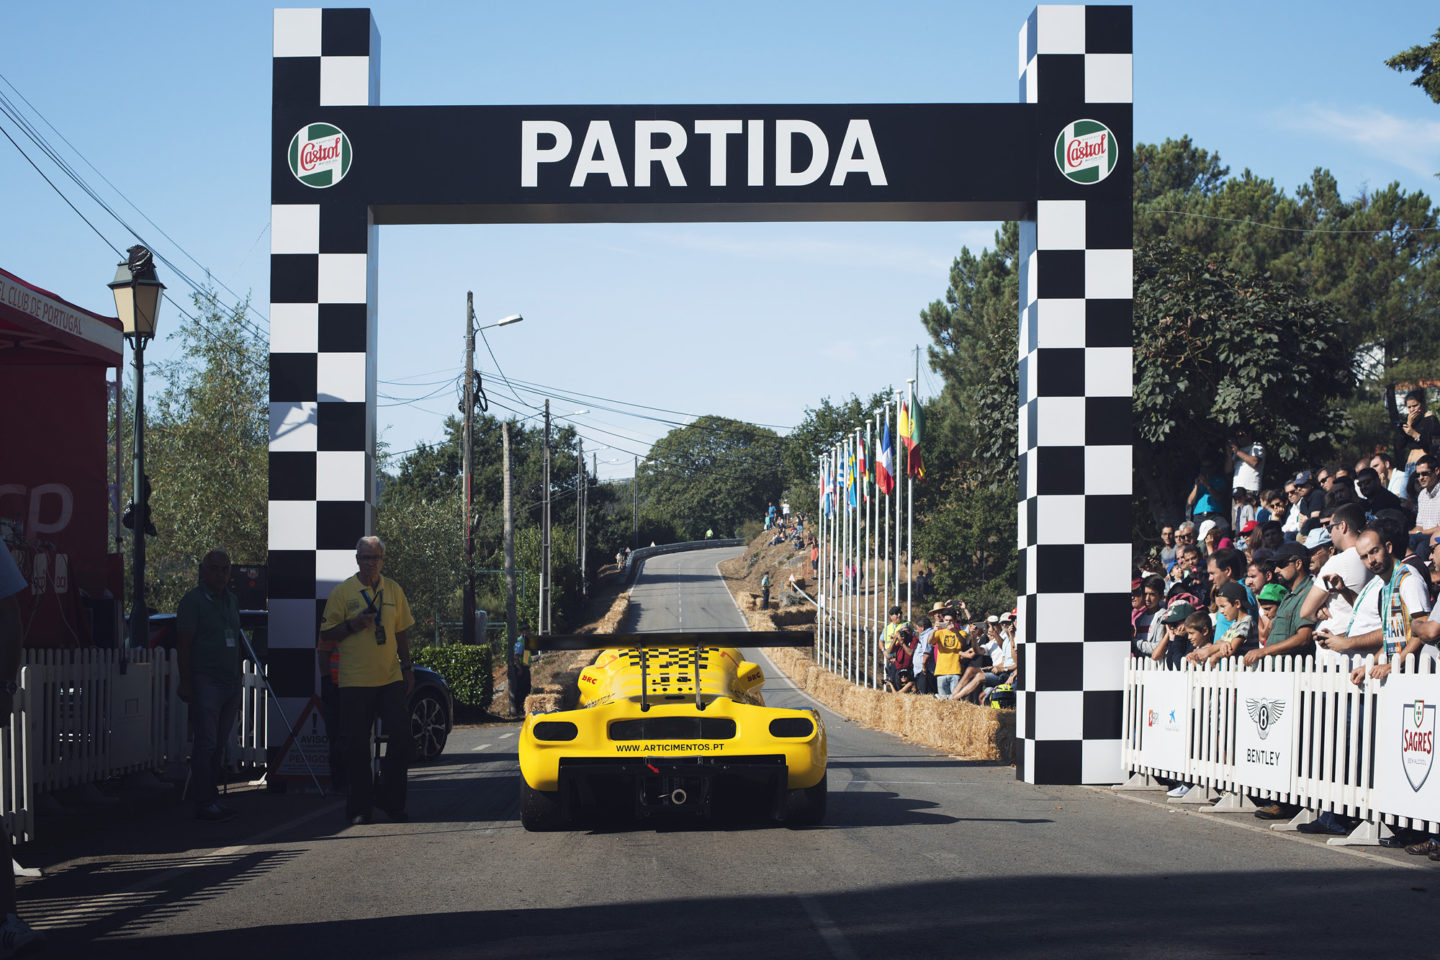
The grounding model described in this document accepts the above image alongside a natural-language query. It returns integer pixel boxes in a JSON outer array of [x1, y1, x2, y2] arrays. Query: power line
[[0, 71, 271, 334]]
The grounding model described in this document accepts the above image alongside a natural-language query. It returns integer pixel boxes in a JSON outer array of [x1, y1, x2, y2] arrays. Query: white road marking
[[498, 732, 515, 740], [472, 742, 491, 751], [800, 894, 859, 960]]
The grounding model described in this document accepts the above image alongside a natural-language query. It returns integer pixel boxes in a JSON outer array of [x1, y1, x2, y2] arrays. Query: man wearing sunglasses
[[320, 536, 416, 826], [1409, 455, 1440, 557]]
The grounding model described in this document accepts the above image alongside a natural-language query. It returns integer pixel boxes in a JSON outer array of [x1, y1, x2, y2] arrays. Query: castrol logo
[[288, 122, 352, 188], [1054, 119, 1117, 185]]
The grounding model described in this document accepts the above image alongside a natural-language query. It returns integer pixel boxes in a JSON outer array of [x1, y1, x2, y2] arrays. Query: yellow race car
[[518, 631, 826, 830]]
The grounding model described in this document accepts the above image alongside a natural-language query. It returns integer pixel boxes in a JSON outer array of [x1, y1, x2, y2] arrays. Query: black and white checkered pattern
[[1015, 5, 1133, 784], [268, 8, 379, 738]]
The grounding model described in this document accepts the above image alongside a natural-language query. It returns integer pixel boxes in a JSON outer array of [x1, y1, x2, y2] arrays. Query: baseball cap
[[1160, 601, 1195, 624], [1197, 518, 1218, 542], [987, 614, 1000, 624], [1239, 521, 1260, 535], [1274, 542, 1310, 564], [1293, 470, 1314, 485], [1304, 527, 1333, 550], [1215, 581, 1248, 605], [1257, 583, 1288, 604]]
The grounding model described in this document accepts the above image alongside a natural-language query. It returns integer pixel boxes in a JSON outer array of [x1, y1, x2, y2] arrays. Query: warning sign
[[269, 696, 333, 786]]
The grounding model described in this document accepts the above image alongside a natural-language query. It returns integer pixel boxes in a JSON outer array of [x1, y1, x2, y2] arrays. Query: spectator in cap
[[1295, 471, 1326, 530], [1236, 519, 1261, 552], [1243, 542, 1315, 667], [1139, 599, 1190, 667], [1188, 581, 1257, 664], [1254, 582, 1288, 646], [1197, 518, 1220, 556]]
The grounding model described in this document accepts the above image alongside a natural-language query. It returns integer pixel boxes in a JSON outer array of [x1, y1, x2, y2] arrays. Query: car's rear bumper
[[558, 754, 788, 819]]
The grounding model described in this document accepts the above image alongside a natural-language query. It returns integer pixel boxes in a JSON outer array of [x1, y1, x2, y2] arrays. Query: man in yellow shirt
[[930, 602, 964, 699], [320, 536, 416, 825]]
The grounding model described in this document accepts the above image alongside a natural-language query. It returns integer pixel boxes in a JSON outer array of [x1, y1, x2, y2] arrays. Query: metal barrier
[[0, 649, 271, 844], [1122, 654, 1440, 843]]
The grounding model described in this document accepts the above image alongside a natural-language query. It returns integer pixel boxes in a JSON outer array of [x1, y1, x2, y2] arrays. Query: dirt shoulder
[[718, 532, 1013, 764]]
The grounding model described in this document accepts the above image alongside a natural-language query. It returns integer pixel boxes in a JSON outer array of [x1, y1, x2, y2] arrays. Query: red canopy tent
[[0, 266, 123, 647]]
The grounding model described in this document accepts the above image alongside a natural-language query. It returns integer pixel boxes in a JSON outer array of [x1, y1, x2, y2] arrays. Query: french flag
[[876, 421, 895, 496]]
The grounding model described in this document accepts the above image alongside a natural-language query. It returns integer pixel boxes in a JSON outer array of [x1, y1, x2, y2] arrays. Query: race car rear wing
[[523, 631, 813, 652], [523, 630, 813, 712]]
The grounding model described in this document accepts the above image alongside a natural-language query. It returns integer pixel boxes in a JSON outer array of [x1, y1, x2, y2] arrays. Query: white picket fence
[[1, 649, 269, 844], [1123, 654, 1440, 842]]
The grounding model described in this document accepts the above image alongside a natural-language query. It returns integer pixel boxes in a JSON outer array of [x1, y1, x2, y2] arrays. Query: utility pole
[[576, 437, 584, 587], [461, 292, 477, 647], [503, 420, 519, 711], [541, 398, 551, 634], [587, 451, 596, 596], [632, 455, 639, 548]]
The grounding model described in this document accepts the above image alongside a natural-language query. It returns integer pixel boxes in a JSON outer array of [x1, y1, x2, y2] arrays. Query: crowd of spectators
[[1130, 387, 1440, 842], [881, 601, 1017, 707]]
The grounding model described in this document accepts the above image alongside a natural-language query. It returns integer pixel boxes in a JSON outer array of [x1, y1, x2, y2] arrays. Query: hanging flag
[[846, 445, 858, 509], [906, 396, 926, 482], [876, 420, 895, 495], [857, 430, 869, 502], [820, 460, 831, 516], [898, 398, 913, 450]]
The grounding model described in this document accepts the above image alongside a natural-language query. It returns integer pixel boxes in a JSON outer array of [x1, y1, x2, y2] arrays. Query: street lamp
[[462, 298, 523, 648], [109, 245, 165, 649]]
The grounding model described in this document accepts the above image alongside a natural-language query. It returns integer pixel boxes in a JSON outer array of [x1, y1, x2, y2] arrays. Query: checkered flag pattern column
[[1015, 6, 1132, 784], [268, 8, 380, 743]]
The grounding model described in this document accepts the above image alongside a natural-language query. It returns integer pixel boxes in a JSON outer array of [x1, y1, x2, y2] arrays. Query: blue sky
[[3, 1, 1436, 480]]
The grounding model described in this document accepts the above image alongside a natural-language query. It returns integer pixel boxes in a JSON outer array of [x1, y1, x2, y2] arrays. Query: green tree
[[1387, 28, 1440, 105], [138, 290, 268, 613], [1132, 239, 1354, 524], [639, 416, 784, 540]]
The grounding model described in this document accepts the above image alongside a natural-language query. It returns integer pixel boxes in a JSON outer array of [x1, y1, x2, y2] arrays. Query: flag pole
[[906, 378, 916, 619]]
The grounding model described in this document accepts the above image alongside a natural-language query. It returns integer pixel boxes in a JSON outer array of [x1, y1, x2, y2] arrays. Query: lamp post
[[109, 246, 165, 649], [461, 298, 522, 648]]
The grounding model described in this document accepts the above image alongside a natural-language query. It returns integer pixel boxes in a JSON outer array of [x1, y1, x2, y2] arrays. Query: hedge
[[414, 644, 493, 713]]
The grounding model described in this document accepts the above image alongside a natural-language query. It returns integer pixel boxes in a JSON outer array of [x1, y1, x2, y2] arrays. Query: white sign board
[[1374, 674, 1440, 823], [1233, 672, 1295, 794], [1138, 670, 1188, 774]]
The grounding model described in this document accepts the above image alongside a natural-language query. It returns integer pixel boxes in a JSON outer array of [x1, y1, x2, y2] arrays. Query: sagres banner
[[1375, 674, 1440, 821], [1234, 672, 1296, 794]]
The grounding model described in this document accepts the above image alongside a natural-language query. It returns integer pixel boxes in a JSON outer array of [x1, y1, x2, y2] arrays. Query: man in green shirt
[[1243, 541, 1315, 666], [177, 549, 244, 822]]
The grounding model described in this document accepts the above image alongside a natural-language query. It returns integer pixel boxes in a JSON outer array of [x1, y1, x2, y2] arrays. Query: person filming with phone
[[320, 536, 416, 826]]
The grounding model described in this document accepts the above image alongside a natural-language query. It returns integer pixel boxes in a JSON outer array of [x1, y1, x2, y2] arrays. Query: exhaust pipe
[[669, 788, 688, 806]]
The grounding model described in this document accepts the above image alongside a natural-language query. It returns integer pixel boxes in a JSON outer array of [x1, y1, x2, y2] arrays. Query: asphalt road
[[16, 546, 1440, 958]]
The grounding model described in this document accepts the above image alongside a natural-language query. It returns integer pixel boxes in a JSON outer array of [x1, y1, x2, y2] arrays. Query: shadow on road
[[70, 866, 1440, 959]]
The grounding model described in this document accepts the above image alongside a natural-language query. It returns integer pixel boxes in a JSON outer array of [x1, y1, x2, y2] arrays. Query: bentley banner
[[1375, 674, 1440, 822], [1233, 672, 1296, 795]]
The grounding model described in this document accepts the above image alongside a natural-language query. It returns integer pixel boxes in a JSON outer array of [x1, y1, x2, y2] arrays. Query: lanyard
[[1380, 563, 1412, 655], [361, 585, 386, 645]]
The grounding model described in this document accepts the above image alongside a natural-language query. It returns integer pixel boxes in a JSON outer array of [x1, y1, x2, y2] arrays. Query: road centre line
[[800, 894, 859, 960]]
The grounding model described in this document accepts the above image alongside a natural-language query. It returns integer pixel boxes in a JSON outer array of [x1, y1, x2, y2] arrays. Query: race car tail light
[[768, 717, 815, 738], [608, 717, 737, 740], [532, 720, 579, 741]]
